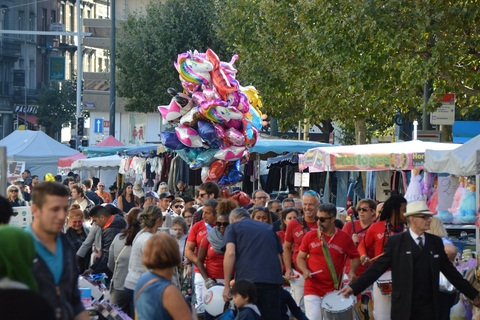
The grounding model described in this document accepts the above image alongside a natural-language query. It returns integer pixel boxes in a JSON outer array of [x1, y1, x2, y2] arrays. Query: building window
[[51, 10, 56, 23], [59, 4, 64, 24], [18, 10, 25, 31]]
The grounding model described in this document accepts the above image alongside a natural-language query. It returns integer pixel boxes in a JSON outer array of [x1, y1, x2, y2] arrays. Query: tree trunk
[[442, 125, 452, 142], [354, 118, 367, 145]]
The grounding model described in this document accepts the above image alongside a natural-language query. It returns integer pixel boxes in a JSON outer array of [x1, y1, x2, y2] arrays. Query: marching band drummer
[[340, 200, 480, 320], [296, 203, 360, 320], [357, 195, 407, 320]]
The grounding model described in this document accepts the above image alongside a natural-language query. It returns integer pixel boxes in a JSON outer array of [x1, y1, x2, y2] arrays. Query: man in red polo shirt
[[283, 190, 320, 305]]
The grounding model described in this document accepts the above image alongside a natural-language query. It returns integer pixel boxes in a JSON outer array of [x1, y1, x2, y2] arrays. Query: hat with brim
[[404, 201, 434, 217], [145, 191, 159, 200]]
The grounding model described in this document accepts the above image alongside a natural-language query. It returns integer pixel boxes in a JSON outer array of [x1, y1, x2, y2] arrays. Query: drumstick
[[370, 253, 384, 262], [310, 270, 323, 275]]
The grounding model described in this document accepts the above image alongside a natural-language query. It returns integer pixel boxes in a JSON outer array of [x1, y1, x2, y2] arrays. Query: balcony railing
[[13, 87, 40, 102]]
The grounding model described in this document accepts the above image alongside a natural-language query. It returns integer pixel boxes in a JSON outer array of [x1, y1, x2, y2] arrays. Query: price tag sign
[[295, 173, 310, 187]]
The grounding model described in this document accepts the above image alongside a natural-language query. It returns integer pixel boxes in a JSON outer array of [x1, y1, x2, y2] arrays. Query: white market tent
[[299, 140, 460, 172], [424, 134, 480, 176], [0, 130, 78, 179], [71, 154, 122, 185]]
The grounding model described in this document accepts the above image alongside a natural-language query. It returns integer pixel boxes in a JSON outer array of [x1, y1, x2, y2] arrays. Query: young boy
[[231, 280, 263, 320]]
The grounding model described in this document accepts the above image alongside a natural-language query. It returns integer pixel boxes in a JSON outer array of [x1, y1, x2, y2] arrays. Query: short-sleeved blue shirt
[[26, 227, 64, 285], [222, 218, 283, 284]]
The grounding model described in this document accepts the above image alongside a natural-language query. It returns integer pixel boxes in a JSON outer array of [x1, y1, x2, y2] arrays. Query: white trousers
[[304, 294, 323, 320], [194, 272, 204, 307], [372, 282, 391, 320], [289, 269, 305, 306]]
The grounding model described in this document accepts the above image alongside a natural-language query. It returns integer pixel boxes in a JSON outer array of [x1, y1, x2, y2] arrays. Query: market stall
[[71, 154, 122, 186], [424, 134, 480, 252]]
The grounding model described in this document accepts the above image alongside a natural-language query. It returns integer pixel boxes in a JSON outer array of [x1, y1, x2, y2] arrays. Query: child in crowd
[[231, 280, 263, 320]]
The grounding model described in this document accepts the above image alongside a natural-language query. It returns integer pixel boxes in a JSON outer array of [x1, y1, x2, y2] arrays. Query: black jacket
[[90, 214, 127, 279], [350, 231, 479, 320], [86, 190, 103, 205], [31, 233, 84, 320]]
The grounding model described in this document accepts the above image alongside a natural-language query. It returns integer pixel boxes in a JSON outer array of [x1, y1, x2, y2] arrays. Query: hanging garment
[[376, 171, 392, 202]]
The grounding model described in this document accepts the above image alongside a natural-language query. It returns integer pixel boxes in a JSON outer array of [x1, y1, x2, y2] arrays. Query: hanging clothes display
[[375, 171, 392, 202]]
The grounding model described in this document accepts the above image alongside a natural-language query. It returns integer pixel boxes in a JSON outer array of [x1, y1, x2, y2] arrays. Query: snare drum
[[321, 291, 354, 320], [375, 270, 392, 296]]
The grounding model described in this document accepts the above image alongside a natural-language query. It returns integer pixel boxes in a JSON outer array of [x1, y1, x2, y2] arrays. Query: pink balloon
[[214, 146, 246, 161], [213, 123, 226, 139], [158, 99, 182, 122], [175, 125, 204, 148], [226, 128, 245, 146]]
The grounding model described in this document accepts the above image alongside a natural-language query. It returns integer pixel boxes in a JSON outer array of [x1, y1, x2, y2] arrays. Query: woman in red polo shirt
[[196, 212, 230, 320]]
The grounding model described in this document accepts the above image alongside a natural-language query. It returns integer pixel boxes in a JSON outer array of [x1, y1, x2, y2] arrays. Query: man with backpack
[[283, 190, 321, 305]]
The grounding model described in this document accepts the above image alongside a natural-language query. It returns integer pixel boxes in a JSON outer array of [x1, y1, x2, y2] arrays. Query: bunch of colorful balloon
[[158, 49, 267, 186]]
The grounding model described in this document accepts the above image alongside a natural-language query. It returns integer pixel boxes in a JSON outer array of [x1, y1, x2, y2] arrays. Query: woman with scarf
[[64, 204, 90, 273], [196, 212, 231, 320], [0, 225, 55, 319]]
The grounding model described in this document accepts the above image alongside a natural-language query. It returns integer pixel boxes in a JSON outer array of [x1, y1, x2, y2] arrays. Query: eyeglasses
[[98, 185, 105, 187], [199, 193, 208, 198], [358, 207, 370, 212], [9, 189, 18, 193], [216, 221, 229, 227], [70, 221, 83, 225], [315, 216, 334, 223], [413, 214, 432, 220], [174, 205, 184, 209]]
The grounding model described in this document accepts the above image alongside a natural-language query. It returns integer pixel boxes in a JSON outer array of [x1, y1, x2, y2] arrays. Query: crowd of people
[[2, 169, 480, 320]]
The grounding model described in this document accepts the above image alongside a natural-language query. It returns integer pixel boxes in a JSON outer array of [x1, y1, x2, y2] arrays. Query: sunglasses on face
[[174, 205, 184, 209], [358, 207, 370, 212], [71, 221, 83, 225], [199, 193, 208, 198], [216, 221, 229, 227], [9, 189, 18, 193], [315, 216, 334, 223]]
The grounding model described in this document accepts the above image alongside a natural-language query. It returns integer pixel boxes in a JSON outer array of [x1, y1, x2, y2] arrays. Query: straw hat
[[404, 201, 433, 217]]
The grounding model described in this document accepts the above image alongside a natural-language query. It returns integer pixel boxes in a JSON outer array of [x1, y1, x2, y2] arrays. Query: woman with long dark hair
[[108, 207, 143, 315], [117, 183, 140, 214], [357, 195, 407, 320]]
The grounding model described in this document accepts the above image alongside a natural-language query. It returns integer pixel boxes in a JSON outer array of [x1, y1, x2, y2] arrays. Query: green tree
[[214, 0, 480, 143], [36, 81, 77, 138], [116, 0, 232, 113]]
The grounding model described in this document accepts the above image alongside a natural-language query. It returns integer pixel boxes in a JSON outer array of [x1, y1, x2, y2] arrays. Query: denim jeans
[[254, 283, 281, 320], [124, 287, 135, 319]]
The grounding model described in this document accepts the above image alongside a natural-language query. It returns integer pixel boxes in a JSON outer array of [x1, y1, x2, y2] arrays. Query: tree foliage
[[36, 81, 77, 136], [213, 0, 480, 141], [116, 0, 232, 113]]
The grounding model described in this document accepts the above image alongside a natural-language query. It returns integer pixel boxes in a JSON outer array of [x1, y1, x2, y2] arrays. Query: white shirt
[[409, 228, 425, 246]]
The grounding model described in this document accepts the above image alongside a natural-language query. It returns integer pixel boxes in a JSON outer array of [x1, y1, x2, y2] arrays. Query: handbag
[[110, 245, 128, 293]]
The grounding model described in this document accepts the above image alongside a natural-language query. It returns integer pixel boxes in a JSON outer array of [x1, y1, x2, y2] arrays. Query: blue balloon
[[197, 121, 217, 142], [161, 131, 185, 150]]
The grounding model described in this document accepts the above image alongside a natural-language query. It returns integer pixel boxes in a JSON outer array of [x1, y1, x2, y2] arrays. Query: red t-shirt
[[357, 220, 404, 259], [187, 221, 215, 273], [277, 230, 285, 245], [299, 228, 359, 297], [342, 220, 374, 276], [285, 218, 318, 269], [199, 237, 225, 280]]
